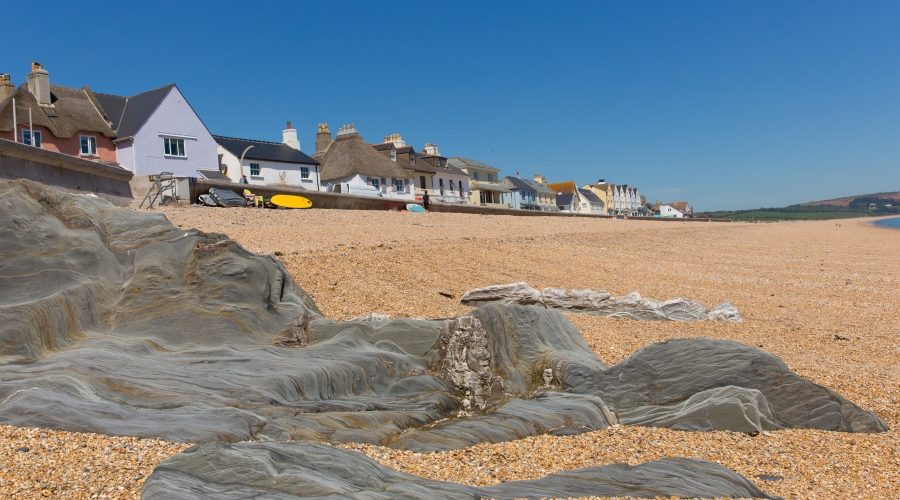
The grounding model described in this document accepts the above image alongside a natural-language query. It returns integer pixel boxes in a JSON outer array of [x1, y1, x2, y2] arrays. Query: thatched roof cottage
[[314, 124, 414, 199]]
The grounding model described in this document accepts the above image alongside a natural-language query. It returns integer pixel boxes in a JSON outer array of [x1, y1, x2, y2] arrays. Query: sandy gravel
[[2, 205, 898, 499]]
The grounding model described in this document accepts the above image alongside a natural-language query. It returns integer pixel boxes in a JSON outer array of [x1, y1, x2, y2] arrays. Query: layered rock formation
[[461, 282, 742, 321], [142, 442, 778, 499], [0, 180, 887, 498]]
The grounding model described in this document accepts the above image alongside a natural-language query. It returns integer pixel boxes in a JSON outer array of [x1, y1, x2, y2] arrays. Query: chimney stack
[[533, 174, 547, 185], [336, 123, 357, 137], [26, 61, 51, 106], [282, 120, 300, 150], [0, 74, 13, 102], [315, 123, 333, 155], [422, 143, 440, 156], [383, 133, 406, 148]]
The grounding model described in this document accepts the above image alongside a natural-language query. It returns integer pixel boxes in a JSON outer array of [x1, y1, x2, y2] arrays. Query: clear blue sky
[[4, 0, 899, 210]]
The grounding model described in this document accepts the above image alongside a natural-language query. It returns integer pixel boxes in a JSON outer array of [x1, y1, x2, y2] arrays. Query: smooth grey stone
[[141, 441, 779, 499]]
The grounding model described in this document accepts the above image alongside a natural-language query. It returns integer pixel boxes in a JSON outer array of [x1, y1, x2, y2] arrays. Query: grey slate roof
[[94, 84, 175, 138], [503, 176, 555, 195], [215, 135, 318, 165], [556, 193, 574, 207], [448, 157, 500, 173], [578, 188, 603, 203], [0, 85, 115, 138]]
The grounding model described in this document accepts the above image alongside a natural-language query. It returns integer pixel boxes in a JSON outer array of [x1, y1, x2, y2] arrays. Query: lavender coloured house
[[95, 84, 218, 178]]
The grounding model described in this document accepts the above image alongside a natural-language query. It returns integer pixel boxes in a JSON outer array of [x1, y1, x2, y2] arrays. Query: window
[[487, 173, 494, 182], [395, 178, 405, 192], [300, 166, 310, 179], [459, 181, 464, 196], [22, 129, 42, 147], [381, 178, 387, 193], [249, 163, 260, 176], [163, 137, 186, 157], [439, 178, 445, 195], [371, 177, 380, 189], [419, 176, 426, 189], [79, 135, 97, 156], [449, 179, 455, 192], [473, 171, 479, 181], [390, 149, 397, 161]]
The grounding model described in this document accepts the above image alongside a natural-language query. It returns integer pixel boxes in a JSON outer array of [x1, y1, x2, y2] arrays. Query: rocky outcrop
[[0, 180, 886, 498], [462, 282, 742, 321], [142, 441, 778, 500]]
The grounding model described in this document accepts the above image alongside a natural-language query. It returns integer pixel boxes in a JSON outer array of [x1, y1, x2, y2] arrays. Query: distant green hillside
[[698, 192, 900, 221]]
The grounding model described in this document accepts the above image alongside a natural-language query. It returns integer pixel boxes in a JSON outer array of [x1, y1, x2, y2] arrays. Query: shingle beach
[[1, 207, 896, 499]]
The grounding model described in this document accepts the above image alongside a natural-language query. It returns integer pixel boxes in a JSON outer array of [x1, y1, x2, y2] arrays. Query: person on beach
[[423, 190, 430, 211]]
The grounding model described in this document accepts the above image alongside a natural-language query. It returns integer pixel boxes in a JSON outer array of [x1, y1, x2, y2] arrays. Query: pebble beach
[[1, 207, 897, 499]]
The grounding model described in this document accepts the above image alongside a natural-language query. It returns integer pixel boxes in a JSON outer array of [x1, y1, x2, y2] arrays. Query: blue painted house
[[95, 84, 218, 178]]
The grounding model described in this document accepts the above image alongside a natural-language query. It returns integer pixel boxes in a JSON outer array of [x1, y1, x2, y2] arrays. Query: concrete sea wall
[[0, 138, 133, 206]]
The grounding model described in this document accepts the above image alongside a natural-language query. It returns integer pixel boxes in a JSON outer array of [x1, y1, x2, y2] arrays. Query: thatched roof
[[0, 85, 115, 138], [318, 131, 409, 182]]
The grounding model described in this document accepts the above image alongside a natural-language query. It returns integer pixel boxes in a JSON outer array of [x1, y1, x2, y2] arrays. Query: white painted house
[[95, 84, 219, 177], [213, 122, 320, 190], [659, 204, 685, 218]]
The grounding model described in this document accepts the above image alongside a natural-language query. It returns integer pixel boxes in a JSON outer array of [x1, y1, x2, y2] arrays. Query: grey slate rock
[[141, 441, 779, 499]]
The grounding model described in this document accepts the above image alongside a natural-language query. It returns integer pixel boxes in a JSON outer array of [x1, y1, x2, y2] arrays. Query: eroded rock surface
[[141, 441, 778, 500], [461, 282, 743, 321]]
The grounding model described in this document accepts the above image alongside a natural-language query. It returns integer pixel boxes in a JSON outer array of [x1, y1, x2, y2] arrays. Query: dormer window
[[390, 148, 397, 161]]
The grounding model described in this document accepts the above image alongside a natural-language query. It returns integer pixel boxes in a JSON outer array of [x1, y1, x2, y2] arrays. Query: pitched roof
[[0, 84, 115, 138], [447, 157, 500, 173], [548, 181, 576, 194], [578, 188, 603, 203], [94, 84, 175, 138], [669, 201, 691, 212], [556, 193, 574, 206], [196, 169, 230, 180], [433, 163, 467, 177], [504, 176, 555, 195], [316, 131, 410, 182], [471, 180, 511, 192], [215, 135, 318, 165]]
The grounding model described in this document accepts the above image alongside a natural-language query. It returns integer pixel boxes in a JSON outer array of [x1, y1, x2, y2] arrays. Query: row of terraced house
[[1, 62, 671, 216]]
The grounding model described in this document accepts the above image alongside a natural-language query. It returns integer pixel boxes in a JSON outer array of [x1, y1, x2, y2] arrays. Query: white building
[[213, 122, 321, 189], [659, 204, 685, 218], [613, 184, 642, 215]]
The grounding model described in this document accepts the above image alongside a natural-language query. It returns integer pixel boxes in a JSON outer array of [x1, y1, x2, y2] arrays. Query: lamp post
[[239, 145, 255, 178]]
